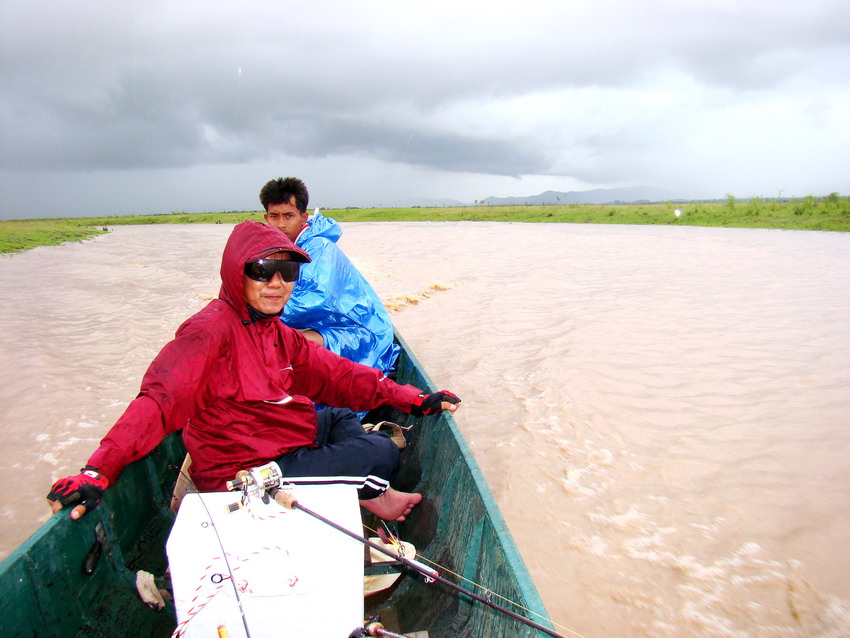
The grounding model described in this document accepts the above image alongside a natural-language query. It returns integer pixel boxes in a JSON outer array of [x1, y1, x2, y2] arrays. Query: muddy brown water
[[1, 222, 848, 637]]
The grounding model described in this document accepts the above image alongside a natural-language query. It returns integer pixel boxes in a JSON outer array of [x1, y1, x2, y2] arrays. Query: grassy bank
[[2, 195, 848, 254]]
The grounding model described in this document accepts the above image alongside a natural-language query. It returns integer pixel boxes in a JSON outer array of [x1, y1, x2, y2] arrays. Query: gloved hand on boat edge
[[410, 390, 461, 416], [47, 467, 109, 519]]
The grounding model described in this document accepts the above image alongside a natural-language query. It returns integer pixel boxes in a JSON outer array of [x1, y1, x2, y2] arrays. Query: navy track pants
[[275, 407, 400, 500]]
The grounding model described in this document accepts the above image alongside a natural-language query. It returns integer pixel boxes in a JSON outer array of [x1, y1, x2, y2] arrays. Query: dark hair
[[259, 177, 309, 213]]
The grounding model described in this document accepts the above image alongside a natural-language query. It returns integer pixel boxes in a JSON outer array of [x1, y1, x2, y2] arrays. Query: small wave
[[38, 452, 59, 466], [382, 281, 458, 313]]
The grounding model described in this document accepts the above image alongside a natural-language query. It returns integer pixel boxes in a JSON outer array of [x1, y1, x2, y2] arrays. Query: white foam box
[[166, 485, 363, 637]]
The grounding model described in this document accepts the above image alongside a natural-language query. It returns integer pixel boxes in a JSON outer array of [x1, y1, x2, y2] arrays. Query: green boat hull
[[1, 330, 554, 637]]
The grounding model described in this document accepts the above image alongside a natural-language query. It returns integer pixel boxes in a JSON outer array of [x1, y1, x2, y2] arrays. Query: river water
[[1, 222, 848, 637]]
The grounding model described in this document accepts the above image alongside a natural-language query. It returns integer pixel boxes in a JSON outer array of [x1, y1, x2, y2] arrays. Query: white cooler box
[[166, 484, 363, 638]]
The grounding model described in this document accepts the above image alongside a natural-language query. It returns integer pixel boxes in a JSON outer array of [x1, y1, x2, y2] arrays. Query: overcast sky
[[1, 1, 849, 219]]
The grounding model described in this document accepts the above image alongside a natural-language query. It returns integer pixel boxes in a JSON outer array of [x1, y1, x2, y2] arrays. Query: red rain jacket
[[87, 221, 421, 490]]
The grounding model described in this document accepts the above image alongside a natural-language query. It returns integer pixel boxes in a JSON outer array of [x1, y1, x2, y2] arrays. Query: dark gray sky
[[2, 0, 849, 219]]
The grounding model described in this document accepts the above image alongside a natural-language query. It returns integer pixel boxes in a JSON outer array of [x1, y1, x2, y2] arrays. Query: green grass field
[[2, 194, 848, 254]]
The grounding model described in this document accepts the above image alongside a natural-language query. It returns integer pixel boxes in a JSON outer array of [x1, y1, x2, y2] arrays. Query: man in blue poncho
[[259, 177, 400, 374]]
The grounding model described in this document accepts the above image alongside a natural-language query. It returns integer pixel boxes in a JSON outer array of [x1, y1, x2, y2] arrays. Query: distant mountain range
[[368, 187, 682, 209], [481, 187, 677, 206]]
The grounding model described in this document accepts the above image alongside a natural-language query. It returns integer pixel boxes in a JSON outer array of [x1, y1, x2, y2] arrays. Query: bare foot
[[360, 488, 422, 522]]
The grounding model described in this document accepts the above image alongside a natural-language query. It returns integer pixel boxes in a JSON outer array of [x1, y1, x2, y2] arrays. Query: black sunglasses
[[244, 259, 301, 283]]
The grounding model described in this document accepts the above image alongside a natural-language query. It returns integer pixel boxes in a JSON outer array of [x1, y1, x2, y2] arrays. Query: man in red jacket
[[47, 221, 459, 522]]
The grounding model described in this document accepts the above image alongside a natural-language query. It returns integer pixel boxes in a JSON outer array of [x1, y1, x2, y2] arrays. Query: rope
[[171, 486, 253, 638]]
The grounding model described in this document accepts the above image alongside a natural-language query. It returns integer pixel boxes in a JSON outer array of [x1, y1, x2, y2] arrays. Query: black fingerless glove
[[410, 390, 461, 416], [47, 467, 109, 513]]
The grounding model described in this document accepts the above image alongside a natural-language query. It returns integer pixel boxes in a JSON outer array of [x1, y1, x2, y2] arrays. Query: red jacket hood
[[220, 221, 311, 320]]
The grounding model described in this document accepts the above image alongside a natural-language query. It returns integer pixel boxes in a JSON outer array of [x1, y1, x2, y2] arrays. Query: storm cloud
[[1, 0, 849, 217]]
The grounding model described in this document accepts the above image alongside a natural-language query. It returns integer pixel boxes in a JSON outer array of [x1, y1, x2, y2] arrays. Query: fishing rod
[[225, 464, 565, 638]]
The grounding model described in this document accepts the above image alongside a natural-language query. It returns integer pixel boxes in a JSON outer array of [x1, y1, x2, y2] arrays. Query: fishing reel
[[224, 461, 285, 511], [225, 461, 284, 496]]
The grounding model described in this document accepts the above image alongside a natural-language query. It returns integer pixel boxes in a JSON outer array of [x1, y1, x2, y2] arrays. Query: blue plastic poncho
[[281, 211, 400, 374]]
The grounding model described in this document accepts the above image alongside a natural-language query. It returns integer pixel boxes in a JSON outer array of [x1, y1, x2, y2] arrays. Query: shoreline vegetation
[[1, 194, 848, 254]]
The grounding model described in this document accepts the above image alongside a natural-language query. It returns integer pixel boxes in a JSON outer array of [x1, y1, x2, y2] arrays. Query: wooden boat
[[0, 330, 556, 637]]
